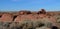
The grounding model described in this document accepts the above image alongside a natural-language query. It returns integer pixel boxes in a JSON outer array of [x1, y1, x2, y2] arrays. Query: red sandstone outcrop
[[0, 9, 59, 23], [0, 9, 58, 22], [0, 9, 60, 29], [37, 9, 46, 14], [1, 13, 13, 22], [18, 10, 31, 15]]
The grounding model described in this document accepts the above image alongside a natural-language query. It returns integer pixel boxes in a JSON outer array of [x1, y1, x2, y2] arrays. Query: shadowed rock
[[51, 26, 58, 29], [0, 15, 2, 18], [37, 9, 46, 14], [13, 16, 17, 21], [14, 15, 21, 22]]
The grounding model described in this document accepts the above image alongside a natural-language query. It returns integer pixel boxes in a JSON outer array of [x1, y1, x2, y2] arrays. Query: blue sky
[[0, 0, 60, 11]]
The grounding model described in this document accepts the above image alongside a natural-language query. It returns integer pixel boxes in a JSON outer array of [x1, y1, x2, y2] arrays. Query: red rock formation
[[18, 10, 31, 15], [1, 13, 13, 22], [0, 9, 60, 29], [38, 9, 46, 14], [14, 14, 39, 22], [0, 9, 59, 23]]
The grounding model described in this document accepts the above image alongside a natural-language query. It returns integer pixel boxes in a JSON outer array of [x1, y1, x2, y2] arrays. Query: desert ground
[[0, 9, 60, 29]]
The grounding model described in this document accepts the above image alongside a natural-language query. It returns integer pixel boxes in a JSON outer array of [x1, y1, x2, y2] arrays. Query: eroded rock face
[[14, 14, 38, 22], [14, 15, 21, 22], [1, 13, 13, 22], [14, 14, 48, 22]]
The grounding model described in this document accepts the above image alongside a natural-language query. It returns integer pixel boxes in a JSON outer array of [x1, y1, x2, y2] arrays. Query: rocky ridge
[[0, 9, 60, 29]]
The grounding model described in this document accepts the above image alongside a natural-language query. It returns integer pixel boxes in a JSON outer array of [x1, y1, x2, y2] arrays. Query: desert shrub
[[22, 20, 34, 29], [2, 22, 12, 29], [0, 18, 53, 29], [45, 22, 52, 28], [0, 22, 3, 29], [0, 26, 3, 29], [10, 20, 32, 29], [27, 22, 35, 29], [9, 22, 20, 29], [36, 26, 51, 29], [57, 19, 60, 23], [56, 16, 60, 23], [38, 23, 44, 27], [33, 21, 45, 28], [3, 22, 11, 27], [0, 22, 3, 26], [38, 18, 53, 28]]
